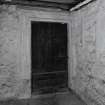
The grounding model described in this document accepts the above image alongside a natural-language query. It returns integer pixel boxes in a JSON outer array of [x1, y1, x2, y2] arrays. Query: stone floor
[[0, 90, 86, 105]]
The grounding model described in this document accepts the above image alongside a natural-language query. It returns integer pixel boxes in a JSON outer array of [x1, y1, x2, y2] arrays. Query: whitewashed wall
[[0, 5, 71, 99], [0, 5, 31, 99], [70, 0, 105, 105], [2, 1, 105, 104]]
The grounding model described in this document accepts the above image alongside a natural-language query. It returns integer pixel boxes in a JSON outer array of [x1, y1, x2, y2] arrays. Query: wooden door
[[31, 21, 68, 94]]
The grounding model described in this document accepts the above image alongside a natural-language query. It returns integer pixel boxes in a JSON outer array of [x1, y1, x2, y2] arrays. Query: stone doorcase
[[0, 5, 72, 99]]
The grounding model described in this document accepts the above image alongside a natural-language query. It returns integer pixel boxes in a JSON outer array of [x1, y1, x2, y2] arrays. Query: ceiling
[[36, 0, 85, 4], [1, 0, 86, 10], [27, 0, 86, 10]]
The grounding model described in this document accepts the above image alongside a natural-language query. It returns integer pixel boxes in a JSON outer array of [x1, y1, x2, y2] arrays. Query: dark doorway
[[31, 21, 68, 94]]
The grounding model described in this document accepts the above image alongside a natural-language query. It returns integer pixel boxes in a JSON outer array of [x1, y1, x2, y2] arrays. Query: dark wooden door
[[31, 21, 68, 94]]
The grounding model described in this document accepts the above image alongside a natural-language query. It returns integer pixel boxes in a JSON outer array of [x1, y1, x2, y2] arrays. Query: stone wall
[[0, 4, 70, 100], [70, 0, 105, 105], [0, 5, 30, 99], [2, 0, 105, 103]]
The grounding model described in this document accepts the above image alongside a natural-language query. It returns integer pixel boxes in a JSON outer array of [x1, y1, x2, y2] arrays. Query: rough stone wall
[[0, 5, 30, 99], [0, 3, 70, 99], [70, 0, 105, 105], [2, 0, 105, 103]]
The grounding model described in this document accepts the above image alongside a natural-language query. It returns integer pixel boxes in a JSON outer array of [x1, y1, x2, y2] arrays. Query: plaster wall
[[0, 5, 31, 99], [70, 0, 105, 105], [0, 5, 71, 99], [1, 1, 105, 104]]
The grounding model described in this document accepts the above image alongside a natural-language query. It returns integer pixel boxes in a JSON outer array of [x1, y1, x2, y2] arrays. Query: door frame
[[20, 7, 72, 97]]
